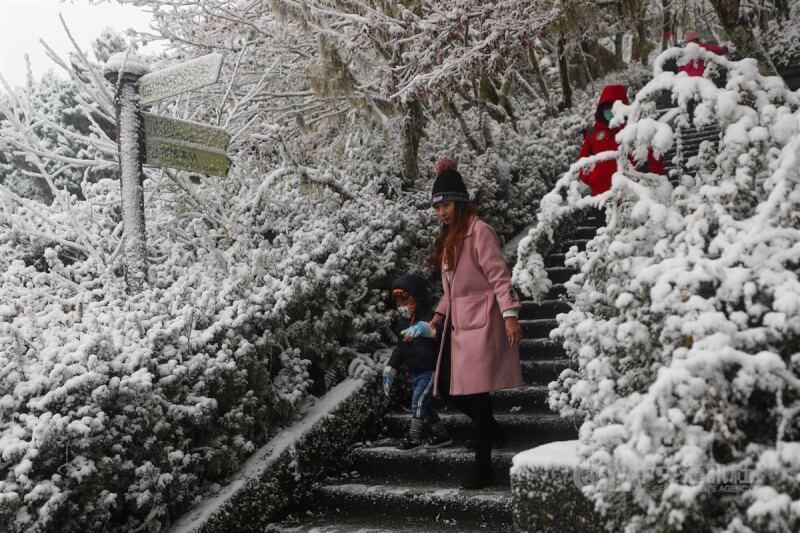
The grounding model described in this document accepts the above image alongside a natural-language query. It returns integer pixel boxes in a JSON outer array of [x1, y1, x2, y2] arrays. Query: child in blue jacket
[[383, 274, 453, 451]]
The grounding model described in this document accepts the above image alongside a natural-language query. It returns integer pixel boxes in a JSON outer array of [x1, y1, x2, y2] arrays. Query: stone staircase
[[661, 122, 721, 182], [267, 215, 603, 532]]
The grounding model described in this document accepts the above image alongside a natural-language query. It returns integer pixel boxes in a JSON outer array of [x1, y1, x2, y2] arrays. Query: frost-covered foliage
[[519, 45, 800, 531], [0, 72, 115, 204], [0, 27, 132, 205], [764, 2, 800, 68], [0, 158, 432, 531]]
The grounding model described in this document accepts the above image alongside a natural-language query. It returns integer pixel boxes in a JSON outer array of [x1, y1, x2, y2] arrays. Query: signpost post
[[104, 54, 150, 294], [104, 52, 231, 294]]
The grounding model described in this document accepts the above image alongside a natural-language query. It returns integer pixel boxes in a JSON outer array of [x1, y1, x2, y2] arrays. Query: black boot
[[460, 458, 494, 489], [461, 438, 493, 489]]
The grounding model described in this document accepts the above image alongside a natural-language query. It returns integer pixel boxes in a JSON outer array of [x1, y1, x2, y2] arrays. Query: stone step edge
[[510, 440, 604, 532], [353, 443, 523, 461], [267, 514, 504, 533], [167, 362, 391, 533], [317, 482, 513, 523], [383, 411, 569, 424], [320, 481, 511, 502]]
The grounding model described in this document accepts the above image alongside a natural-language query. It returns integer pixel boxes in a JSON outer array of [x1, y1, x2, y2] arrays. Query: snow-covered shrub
[[764, 4, 800, 68], [0, 153, 433, 531], [521, 45, 800, 531]]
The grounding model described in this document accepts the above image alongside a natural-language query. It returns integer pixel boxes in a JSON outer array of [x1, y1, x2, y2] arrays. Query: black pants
[[438, 332, 499, 465]]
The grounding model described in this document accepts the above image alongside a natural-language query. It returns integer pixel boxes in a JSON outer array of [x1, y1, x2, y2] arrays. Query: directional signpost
[[104, 52, 230, 294], [142, 113, 230, 176], [138, 54, 225, 106]]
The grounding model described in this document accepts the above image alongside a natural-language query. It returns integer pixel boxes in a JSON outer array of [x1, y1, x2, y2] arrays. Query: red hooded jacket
[[679, 38, 727, 77], [578, 85, 665, 196]]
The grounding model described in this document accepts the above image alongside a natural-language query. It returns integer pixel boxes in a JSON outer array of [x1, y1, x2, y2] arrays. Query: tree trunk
[[661, 0, 673, 51], [497, 75, 517, 125], [615, 3, 625, 64], [632, 17, 654, 62], [527, 47, 555, 112], [708, 0, 777, 75], [480, 106, 494, 150], [556, 34, 572, 109], [584, 40, 623, 76], [401, 100, 424, 186], [447, 99, 482, 153], [776, 0, 790, 20]]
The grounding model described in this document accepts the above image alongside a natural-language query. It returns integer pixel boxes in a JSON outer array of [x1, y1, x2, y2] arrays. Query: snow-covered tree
[[0, 25, 134, 205], [515, 44, 800, 531]]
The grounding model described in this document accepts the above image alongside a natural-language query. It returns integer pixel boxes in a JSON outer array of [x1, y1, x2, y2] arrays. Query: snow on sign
[[138, 54, 224, 105], [142, 113, 230, 176]]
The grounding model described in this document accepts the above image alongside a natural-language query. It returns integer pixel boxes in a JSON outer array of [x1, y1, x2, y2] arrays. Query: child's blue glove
[[383, 366, 396, 396], [401, 321, 435, 340]]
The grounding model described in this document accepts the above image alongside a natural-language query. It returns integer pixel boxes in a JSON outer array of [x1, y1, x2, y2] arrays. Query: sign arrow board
[[142, 112, 230, 176], [138, 53, 224, 105]]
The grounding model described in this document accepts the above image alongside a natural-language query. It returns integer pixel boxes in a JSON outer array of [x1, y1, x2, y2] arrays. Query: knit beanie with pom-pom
[[431, 157, 470, 206]]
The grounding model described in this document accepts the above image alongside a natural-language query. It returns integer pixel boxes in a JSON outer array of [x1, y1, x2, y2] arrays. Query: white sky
[[0, 0, 157, 88]]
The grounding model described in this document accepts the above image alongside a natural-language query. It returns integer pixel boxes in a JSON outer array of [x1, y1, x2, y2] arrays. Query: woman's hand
[[504, 316, 522, 348]]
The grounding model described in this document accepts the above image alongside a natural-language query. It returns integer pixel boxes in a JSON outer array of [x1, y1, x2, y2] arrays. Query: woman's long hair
[[427, 202, 478, 272]]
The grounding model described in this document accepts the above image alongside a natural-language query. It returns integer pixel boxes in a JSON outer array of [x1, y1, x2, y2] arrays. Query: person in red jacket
[[679, 29, 727, 77], [578, 84, 665, 196]]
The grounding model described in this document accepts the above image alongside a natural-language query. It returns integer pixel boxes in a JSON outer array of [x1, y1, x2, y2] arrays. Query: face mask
[[603, 110, 614, 123], [397, 306, 411, 320]]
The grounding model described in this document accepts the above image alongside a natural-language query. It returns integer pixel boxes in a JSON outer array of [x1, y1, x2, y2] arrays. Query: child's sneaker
[[396, 418, 425, 452], [397, 434, 425, 452], [426, 421, 453, 449]]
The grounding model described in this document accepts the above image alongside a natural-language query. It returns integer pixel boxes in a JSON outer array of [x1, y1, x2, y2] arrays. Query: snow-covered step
[[665, 130, 720, 157], [557, 238, 590, 253], [581, 214, 605, 227], [519, 318, 559, 339], [780, 63, 800, 90], [677, 130, 720, 143], [383, 412, 577, 444], [521, 359, 574, 384], [491, 385, 550, 410], [545, 266, 578, 284], [543, 252, 567, 268], [314, 483, 513, 528], [519, 338, 566, 360], [665, 138, 718, 158], [571, 225, 599, 240], [266, 514, 502, 532], [519, 299, 571, 320], [545, 283, 567, 299], [676, 136, 718, 148], [350, 443, 521, 486]]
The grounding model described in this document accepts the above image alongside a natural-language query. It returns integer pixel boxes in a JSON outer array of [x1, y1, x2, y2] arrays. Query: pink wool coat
[[433, 216, 523, 396]]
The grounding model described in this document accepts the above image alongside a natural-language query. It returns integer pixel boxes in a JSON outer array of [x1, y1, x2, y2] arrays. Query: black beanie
[[431, 158, 470, 205]]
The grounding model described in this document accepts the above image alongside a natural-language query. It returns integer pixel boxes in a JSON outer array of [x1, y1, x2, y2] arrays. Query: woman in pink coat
[[425, 158, 523, 489]]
